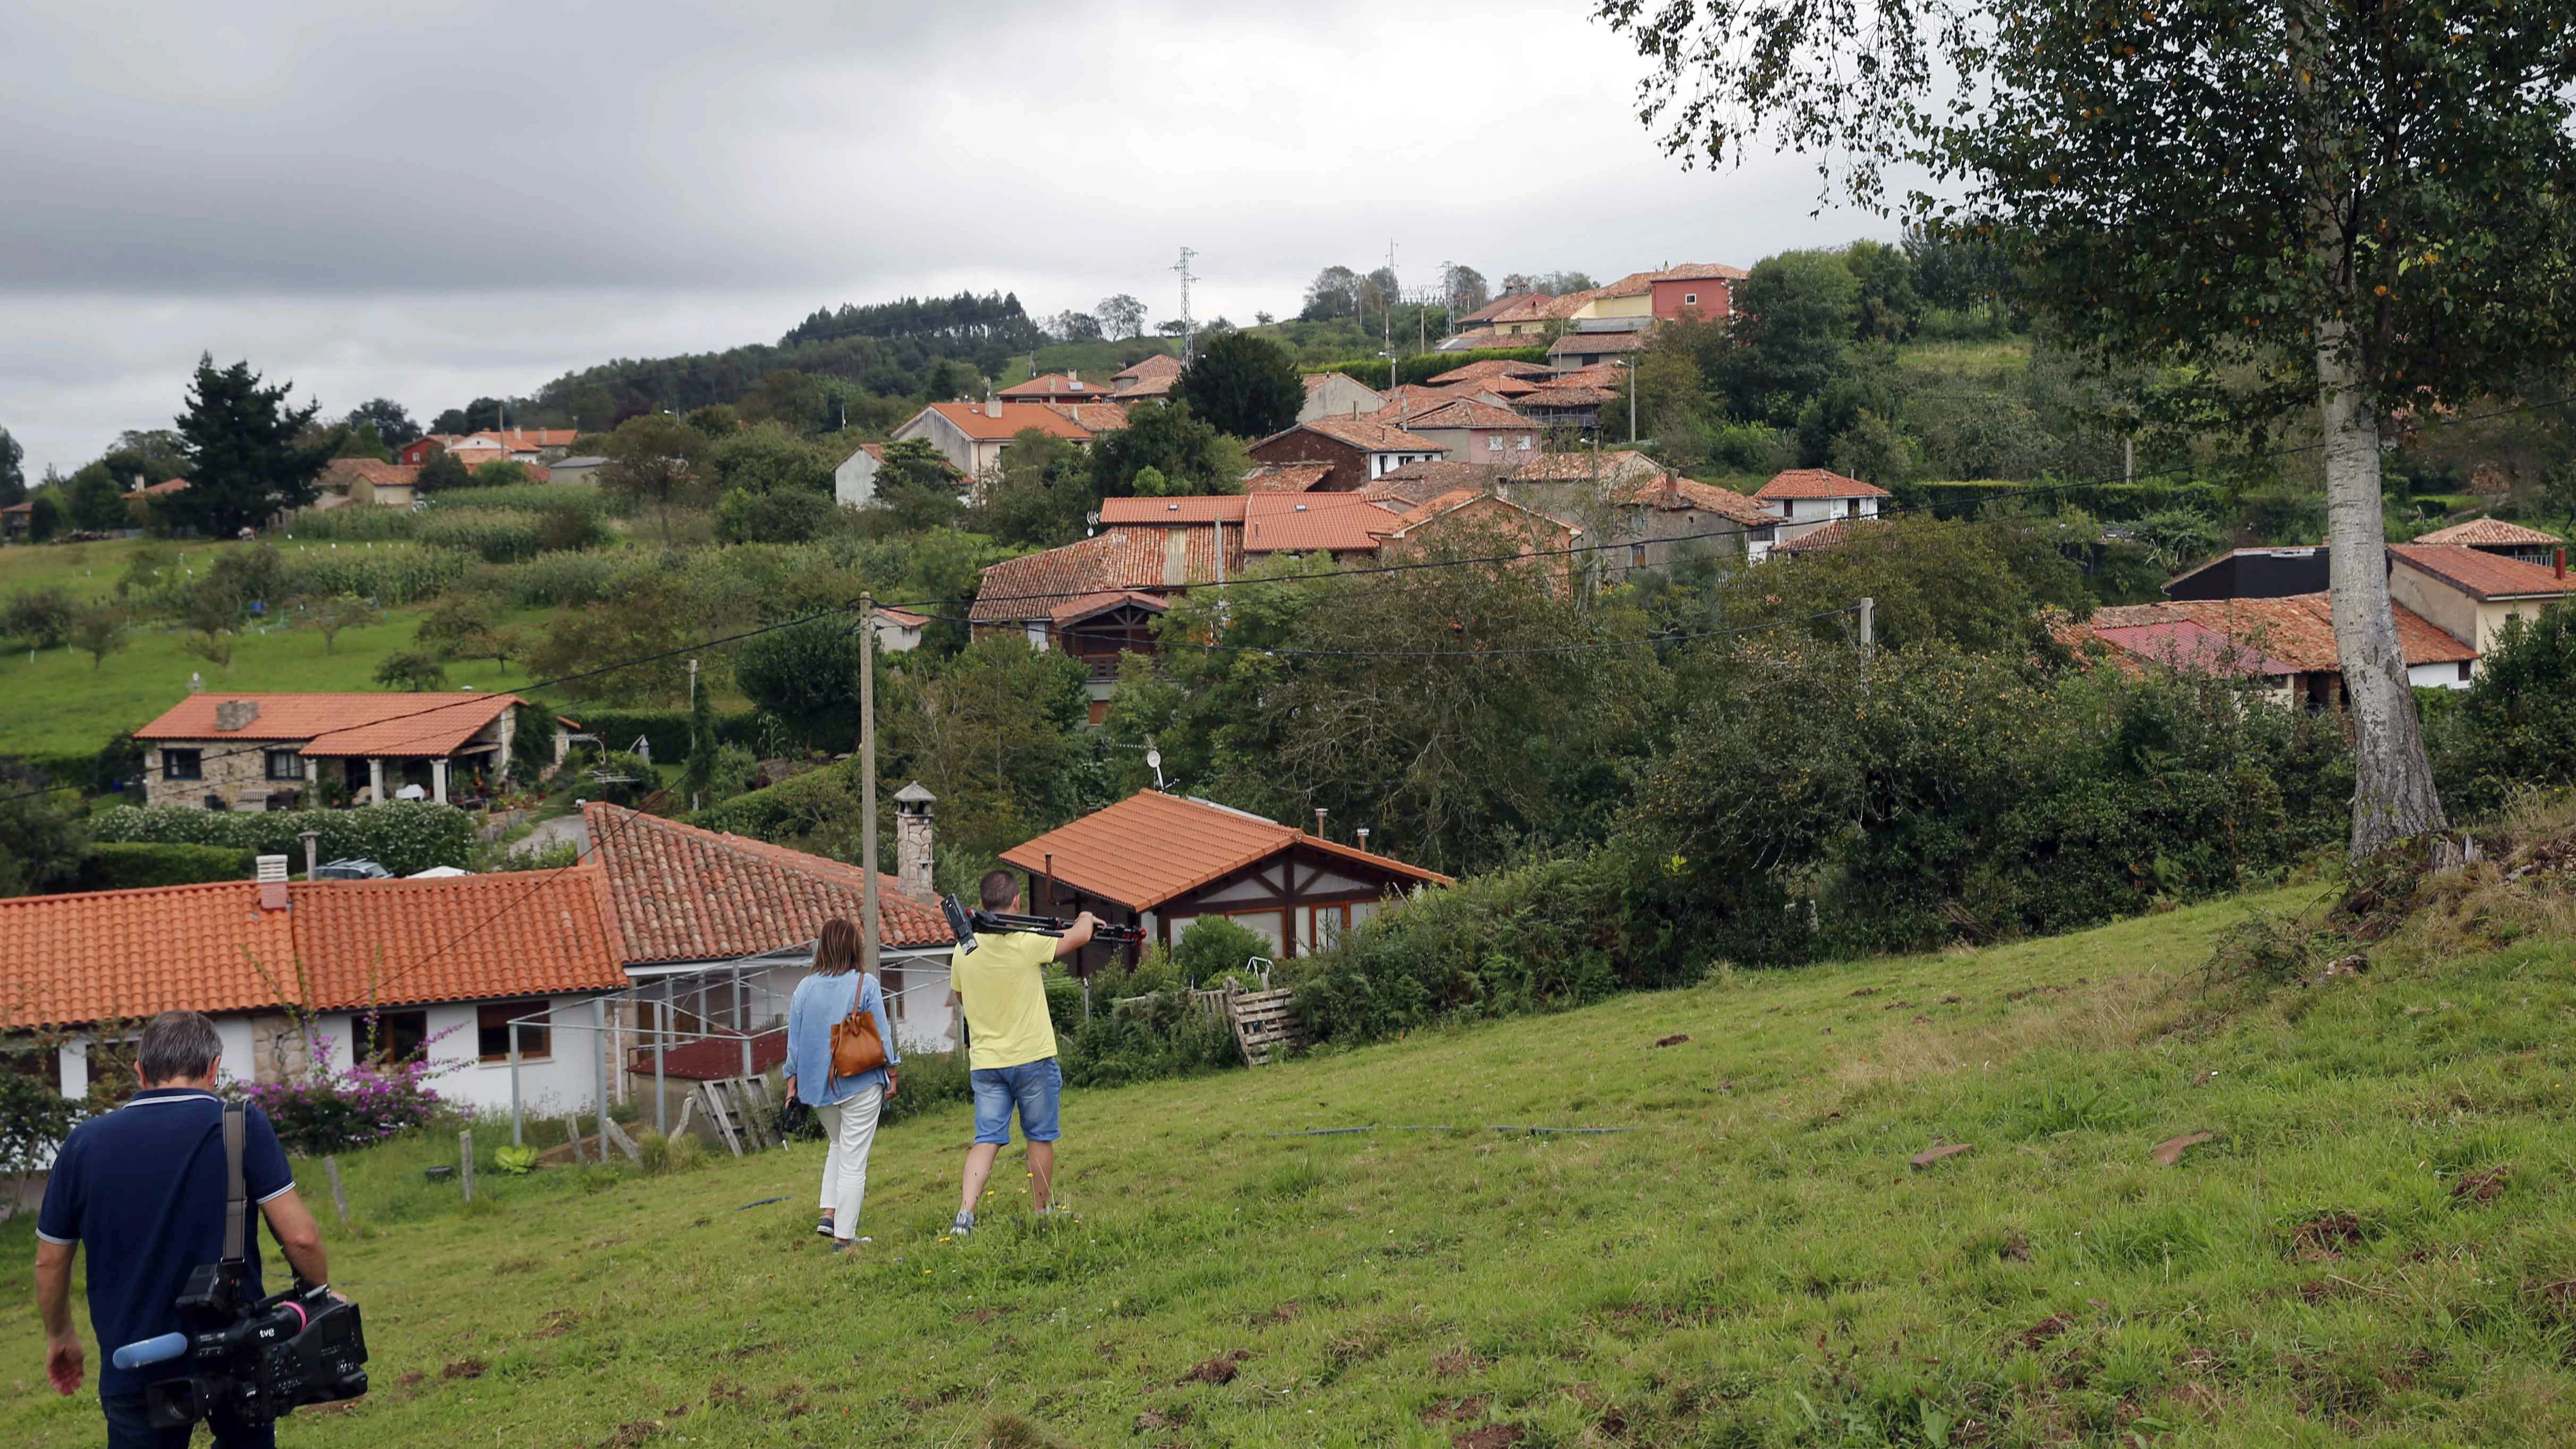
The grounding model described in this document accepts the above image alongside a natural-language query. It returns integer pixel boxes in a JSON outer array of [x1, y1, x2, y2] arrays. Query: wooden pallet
[[696, 1076, 781, 1156], [1229, 988, 1306, 1067]]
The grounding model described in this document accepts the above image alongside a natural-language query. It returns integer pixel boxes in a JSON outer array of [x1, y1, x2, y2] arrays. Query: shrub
[[277, 544, 468, 605], [485, 550, 634, 607], [89, 803, 478, 876], [236, 1045, 447, 1157], [0, 1069, 83, 1176], [79, 841, 257, 890], [562, 707, 763, 764], [2441, 601, 2576, 813], [1171, 915, 1274, 985], [3, 585, 77, 649]]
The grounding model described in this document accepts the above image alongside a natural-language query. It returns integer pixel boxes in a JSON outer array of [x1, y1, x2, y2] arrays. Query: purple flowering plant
[[231, 1018, 463, 1158]]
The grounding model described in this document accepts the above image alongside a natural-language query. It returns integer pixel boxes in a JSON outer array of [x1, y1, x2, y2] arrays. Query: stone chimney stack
[[214, 699, 260, 731], [893, 782, 937, 902]]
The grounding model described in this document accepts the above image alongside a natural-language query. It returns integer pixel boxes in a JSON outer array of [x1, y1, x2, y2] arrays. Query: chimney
[[1313, 808, 1327, 838], [2559, 546, 2567, 580], [987, 393, 1005, 419], [214, 699, 260, 732], [256, 854, 291, 911], [893, 782, 938, 902], [300, 829, 321, 882], [1355, 827, 1370, 852]]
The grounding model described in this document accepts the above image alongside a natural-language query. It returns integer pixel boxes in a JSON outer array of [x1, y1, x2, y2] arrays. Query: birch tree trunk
[[2317, 323, 2446, 854], [2292, 0, 2447, 857]]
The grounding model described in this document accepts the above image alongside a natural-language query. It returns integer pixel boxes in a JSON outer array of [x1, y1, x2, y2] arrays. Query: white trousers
[[815, 1086, 884, 1241]]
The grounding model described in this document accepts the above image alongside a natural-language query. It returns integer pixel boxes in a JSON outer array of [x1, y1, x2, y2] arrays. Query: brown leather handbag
[[829, 977, 888, 1078]]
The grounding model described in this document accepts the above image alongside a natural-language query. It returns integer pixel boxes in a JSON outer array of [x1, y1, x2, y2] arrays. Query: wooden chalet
[[999, 792, 1450, 969]]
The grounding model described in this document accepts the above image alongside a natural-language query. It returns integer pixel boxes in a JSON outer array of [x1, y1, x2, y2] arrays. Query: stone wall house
[[133, 691, 524, 810]]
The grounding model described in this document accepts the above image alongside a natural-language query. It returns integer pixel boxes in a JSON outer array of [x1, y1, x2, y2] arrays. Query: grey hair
[[136, 1010, 224, 1084]]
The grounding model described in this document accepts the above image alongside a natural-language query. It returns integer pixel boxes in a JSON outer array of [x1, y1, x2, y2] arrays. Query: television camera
[[942, 894, 1145, 954]]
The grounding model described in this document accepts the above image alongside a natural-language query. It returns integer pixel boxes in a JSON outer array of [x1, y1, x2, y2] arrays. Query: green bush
[[1171, 915, 1274, 985], [78, 841, 258, 891], [277, 545, 468, 605], [1891, 477, 2231, 523], [437, 483, 617, 517], [89, 802, 479, 876], [2437, 600, 2576, 812], [483, 550, 636, 607]]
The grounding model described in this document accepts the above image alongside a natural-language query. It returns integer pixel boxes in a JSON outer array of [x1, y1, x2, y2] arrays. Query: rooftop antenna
[[1172, 247, 1199, 364], [1383, 239, 1397, 373]]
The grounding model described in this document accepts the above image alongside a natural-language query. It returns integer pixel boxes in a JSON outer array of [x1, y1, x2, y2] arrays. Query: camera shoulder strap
[[221, 1099, 248, 1264]]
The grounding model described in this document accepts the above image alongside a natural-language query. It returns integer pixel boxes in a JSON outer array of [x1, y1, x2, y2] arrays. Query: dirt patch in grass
[[1453, 1425, 1526, 1449], [1181, 1350, 1250, 1385], [2290, 1212, 2367, 1260], [2454, 1165, 2512, 1204], [2018, 1314, 2074, 1351], [442, 1358, 486, 1380]]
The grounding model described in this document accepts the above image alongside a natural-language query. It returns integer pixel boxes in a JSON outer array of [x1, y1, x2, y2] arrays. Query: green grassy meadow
[[11, 882, 2576, 1445]]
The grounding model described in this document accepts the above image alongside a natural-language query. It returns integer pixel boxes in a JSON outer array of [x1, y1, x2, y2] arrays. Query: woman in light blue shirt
[[782, 919, 897, 1251]]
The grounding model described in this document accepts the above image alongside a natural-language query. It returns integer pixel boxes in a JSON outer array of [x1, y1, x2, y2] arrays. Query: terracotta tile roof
[[1368, 460, 1521, 505], [875, 605, 930, 628], [1487, 294, 1561, 324], [1436, 328, 1536, 352], [1548, 330, 1650, 355], [1481, 376, 1541, 397], [0, 871, 625, 1029], [2388, 543, 2576, 600], [1427, 359, 1555, 384], [1099, 496, 1251, 526], [1272, 415, 1445, 454], [1772, 519, 1872, 555], [1542, 291, 1605, 319], [1301, 371, 1379, 395], [1240, 492, 1401, 553], [2091, 620, 2298, 678], [133, 691, 523, 758], [1374, 383, 1497, 414], [1044, 401, 1132, 433], [1628, 476, 1770, 528], [1049, 589, 1171, 626], [322, 459, 421, 489], [2413, 517, 2562, 547], [1651, 262, 1749, 282], [1756, 468, 1893, 500], [971, 529, 1231, 622], [2156, 594, 2477, 670], [1242, 463, 1336, 494], [1115, 354, 1184, 383], [139, 478, 190, 496], [1000, 371, 1114, 401], [1510, 450, 1666, 486], [915, 401, 1101, 444], [466, 428, 580, 450], [1549, 366, 1629, 391], [1513, 385, 1620, 410], [1593, 270, 1666, 298], [999, 791, 1448, 912], [584, 803, 951, 964], [1455, 293, 1546, 326], [1396, 398, 1535, 431]]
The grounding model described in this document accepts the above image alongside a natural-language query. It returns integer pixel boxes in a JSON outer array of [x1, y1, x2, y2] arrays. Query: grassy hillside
[[11, 875, 2576, 1446]]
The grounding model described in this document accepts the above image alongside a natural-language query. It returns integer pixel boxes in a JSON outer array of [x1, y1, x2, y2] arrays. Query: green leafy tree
[[709, 421, 835, 496], [24, 491, 61, 542], [4, 586, 76, 650], [65, 464, 131, 533], [1603, 0, 2576, 854], [170, 355, 331, 535], [1096, 294, 1147, 341], [344, 399, 421, 448], [1842, 239, 1921, 343], [301, 593, 381, 654], [977, 430, 1096, 547], [414, 449, 471, 492], [2130, 508, 2228, 575], [681, 669, 721, 807], [734, 615, 871, 751], [715, 486, 837, 544], [1713, 251, 1859, 423], [600, 413, 711, 541], [116, 544, 172, 600], [69, 603, 129, 672], [527, 574, 697, 705], [892, 636, 1089, 858], [1088, 401, 1235, 497], [374, 650, 450, 691], [2445, 601, 2576, 810], [684, 404, 741, 439], [1719, 514, 2081, 655], [0, 763, 86, 898], [331, 422, 392, 461], [0, 426, 23, 506], [104, 429, 192, 486], [863, 437, 967, 532], [469, 459, 533, 488], [1171, 332, 1303, 439]]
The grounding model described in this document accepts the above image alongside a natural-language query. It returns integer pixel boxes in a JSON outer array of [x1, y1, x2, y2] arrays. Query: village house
[[2163, 546, 2333, 601], [1002, 791, 1450, 967], [1427, 359, 1554, 388], [0, 797, 961, 1120], [1384, 397, 1541, 465], [547, 455, 608, 486], [1297, 371, 1386, 422], [1548, 331, 1650, 372], [2386, 543, 2576, 653], [1112, 353, 1185, 401], [313, 458, 421, 510], [1248, 414, 1448, 492], [889, 397, 1129, 483], [1755, 468, 1889, 543], [2071, 594, 2480, 705], [397, 427, 582, 468], [133, 691, 524, 811]]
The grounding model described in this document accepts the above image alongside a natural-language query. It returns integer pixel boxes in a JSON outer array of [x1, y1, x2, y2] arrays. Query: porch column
[[432, 757, 450, 806], [368, 757, 385, 802]]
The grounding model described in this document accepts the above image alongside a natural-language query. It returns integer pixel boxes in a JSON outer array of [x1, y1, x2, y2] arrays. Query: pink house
[[1649, 264, 1745, 323]]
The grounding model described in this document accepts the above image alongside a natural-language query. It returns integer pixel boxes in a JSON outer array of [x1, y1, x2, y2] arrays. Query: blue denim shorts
[[970, 1057, 1062, 1145]]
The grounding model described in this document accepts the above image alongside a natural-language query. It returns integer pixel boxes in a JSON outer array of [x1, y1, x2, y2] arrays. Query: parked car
[[312, 858, 391, 880]]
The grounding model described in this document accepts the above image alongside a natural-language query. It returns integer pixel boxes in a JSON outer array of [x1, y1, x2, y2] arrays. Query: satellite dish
[[1145, 747, 1165, 790]]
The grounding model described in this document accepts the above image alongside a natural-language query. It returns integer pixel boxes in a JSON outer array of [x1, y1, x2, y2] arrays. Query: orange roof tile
[[584, 804, 951, 963], [1275, 414, 1445, 454], [1242, 463, 1336, 494], [1044, 401, 1132, 433], [1114, 354, 1184, 384], [0, 871, 624, 1029], [2171, 594, 2476, 670], [322, 459, 421, 489], [1548, 330, 1650, 355], [1510, 450, 1666, 485], [970, 529, 1232, 623], [139, 477, 190, 496], [2414, 517, 2562, 547], [999, 371, 1113, 400], [1455, 293, 1548, 326], [1099, 496, 1250, 525], [1756, 468, 1893, 500], [1514, 385, 1620, 409], [1049, 589, 1171, 626], [1241, 492, 1402, 553], [1394, 398, 1533, 431], [2388, 543, 2576, 600], [1628, 476, 1770, 528], [999, 792, 1448, 912], [1651, 262, 1749, 282], [1772, 518, 1874, 555], [1427, 359, 1554, 385], [915, 401, 1101, 443], [133, 692, 523, 758]]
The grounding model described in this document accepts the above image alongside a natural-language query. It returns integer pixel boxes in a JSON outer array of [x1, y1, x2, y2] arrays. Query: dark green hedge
[[1310, 347, 1552, 391], [78, 842, 258, 891], [88, 802, 478, 877]]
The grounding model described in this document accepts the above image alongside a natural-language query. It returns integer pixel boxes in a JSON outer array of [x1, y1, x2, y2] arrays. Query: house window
[[477, 1001, 551, 1062], [2459, 660, 2474, 682], [1487, 436, 1503, 453], [1516, 435, 1533, 451], [1683, 292, 1698, 306], [265, 750, 304, 781], [1846, 498, 1862, 518], [1631, 544, 1648, 567], [1778, 501, 1796, 520], [163, 748, 202, 781], [357, 1009, 430, 1065]]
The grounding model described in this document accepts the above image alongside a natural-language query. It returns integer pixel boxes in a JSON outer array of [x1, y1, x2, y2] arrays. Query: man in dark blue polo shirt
[[34, 1010, 333, 1449]]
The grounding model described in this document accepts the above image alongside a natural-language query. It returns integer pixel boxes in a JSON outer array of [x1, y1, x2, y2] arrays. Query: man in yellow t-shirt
[[950, 868, 1095, 1236]]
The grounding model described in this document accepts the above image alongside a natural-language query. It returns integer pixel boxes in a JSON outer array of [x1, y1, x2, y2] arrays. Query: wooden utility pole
[[858, 595, 882, 977]]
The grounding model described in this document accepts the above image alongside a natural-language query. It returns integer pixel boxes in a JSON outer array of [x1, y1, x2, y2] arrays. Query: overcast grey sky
[[0, 0, 1893, 474]]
